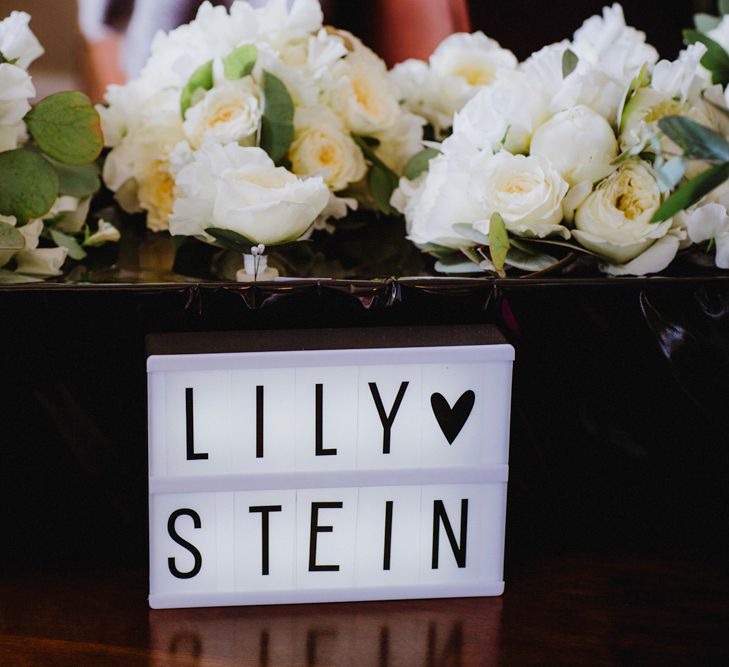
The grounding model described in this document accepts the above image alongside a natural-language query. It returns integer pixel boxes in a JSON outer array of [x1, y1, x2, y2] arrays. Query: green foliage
[[0, 221, 25, 251], [652, 162, 729, 222], [352, 134, 400, 215], [49, 229, 87, 261], [0, 149, 59, 222], [488, 213, 509, 276], [694, 13, 721, 32], [403, 148, 440, 180], [721, 0, 729, 16], [618, 64, 651, 133], [224, 44, 258, 79], [683, 29, 729, 85], [260, 71, 295, 165], [49, 159, 101, 198], [654, 156, 687, 193], [205, 227, 258, 253], [562, 49, 578, 78], [180, 60, 214, 117], [452, 223, 490, 245], [25, 92, 103, 165], [659, 115, 729, 161]]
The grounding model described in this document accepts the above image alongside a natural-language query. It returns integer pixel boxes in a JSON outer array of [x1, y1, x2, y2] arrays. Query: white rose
[[531, 105, 618, 185], [0, 11, 44, 70], [170, 143, 329, 245], [470, 151, 569, 239], [330, 48, 401, 134], [183, 78, 261, 149], [573, 160, 672, 264], [430, 32, 518, 89], [393, 152, 485, 248], [289, 107, 366, 191], [0, 121, 25, 151], [442, 73, 548, 156]]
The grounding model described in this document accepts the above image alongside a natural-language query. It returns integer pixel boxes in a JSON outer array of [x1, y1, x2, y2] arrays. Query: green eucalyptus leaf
[[48, 158, 101, 198], [488, 213, 509, 276], [652, 161, 729, 222], [224, 44, 258, 79], [658, 115, 729, 161], [260, 71, 294, 165], [0, 269, 43, 284], [452, 222, 490, 245], [434, 257, 482, 273], [180, 60, 214, 117], [0, 149, 59, 222], [562, 49, 578, 78], [403, 148, 440, 180], [721, 0, 729, 16], [0, 221, 25, 251], [368, 164, 399, 215], [694, 13, 721, 32], [655, 156, 687, 192], [25, 92, 103, 165], [49, 228, 87, 261], [683, 29, 729, 85], [352, 134, 401, 214], [504, 247, 559, 271], [204, 227, 257, 253]]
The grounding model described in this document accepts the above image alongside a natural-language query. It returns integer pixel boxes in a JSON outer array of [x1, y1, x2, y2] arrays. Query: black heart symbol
[[430, 390, 475, 444]]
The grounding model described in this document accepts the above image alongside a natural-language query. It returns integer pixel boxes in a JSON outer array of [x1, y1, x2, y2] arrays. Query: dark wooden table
[[1, 552, 727, 666]]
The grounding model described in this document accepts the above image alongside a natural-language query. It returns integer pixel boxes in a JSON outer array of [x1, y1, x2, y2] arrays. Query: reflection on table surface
[[149, 597, 501, 666]]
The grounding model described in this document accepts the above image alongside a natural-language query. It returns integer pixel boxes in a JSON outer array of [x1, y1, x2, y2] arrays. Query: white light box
[[147, 325, 513, 609]]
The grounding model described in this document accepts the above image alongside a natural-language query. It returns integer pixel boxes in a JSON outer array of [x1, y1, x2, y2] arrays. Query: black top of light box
[[146, 324, 507, 357]]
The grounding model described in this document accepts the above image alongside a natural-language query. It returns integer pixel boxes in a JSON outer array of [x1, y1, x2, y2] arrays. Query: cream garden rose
[[289, 107, 366, 191], [573, 160, 672, 264], [530, 105, 618, 186], [330, 47, 401, 134], [470, 152, 569, 239], [170, 143, 329, 245], [183, 78, 261, 149]]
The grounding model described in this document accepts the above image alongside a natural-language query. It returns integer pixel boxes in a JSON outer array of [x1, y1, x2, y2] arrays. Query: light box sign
[[147, 325, 513, 609]]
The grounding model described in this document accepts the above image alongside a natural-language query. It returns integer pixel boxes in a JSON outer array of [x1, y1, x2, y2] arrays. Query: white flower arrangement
[[392, 2, 729, 276], [0, 11, 114, 284], [100, 0, 422, 256]]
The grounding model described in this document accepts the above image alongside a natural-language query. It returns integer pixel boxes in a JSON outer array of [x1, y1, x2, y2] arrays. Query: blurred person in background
[[78, 0, 470, 101]]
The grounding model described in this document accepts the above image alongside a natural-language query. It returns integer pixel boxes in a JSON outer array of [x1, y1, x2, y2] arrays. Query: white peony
[[573, 160, 674, 265], [289, 107, 366, 191], [183, 78, 261, 149], [0, 11, 44, 70], [392, 151, 485, 248], [531, 105, 618, 186], [522, 41, 629, 121], [170, 143, 329, 245], [571, 3, 658, 85], [469, 151, 569, 239], [442, 73, 548, 157], [430, 32, 518, 89]]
